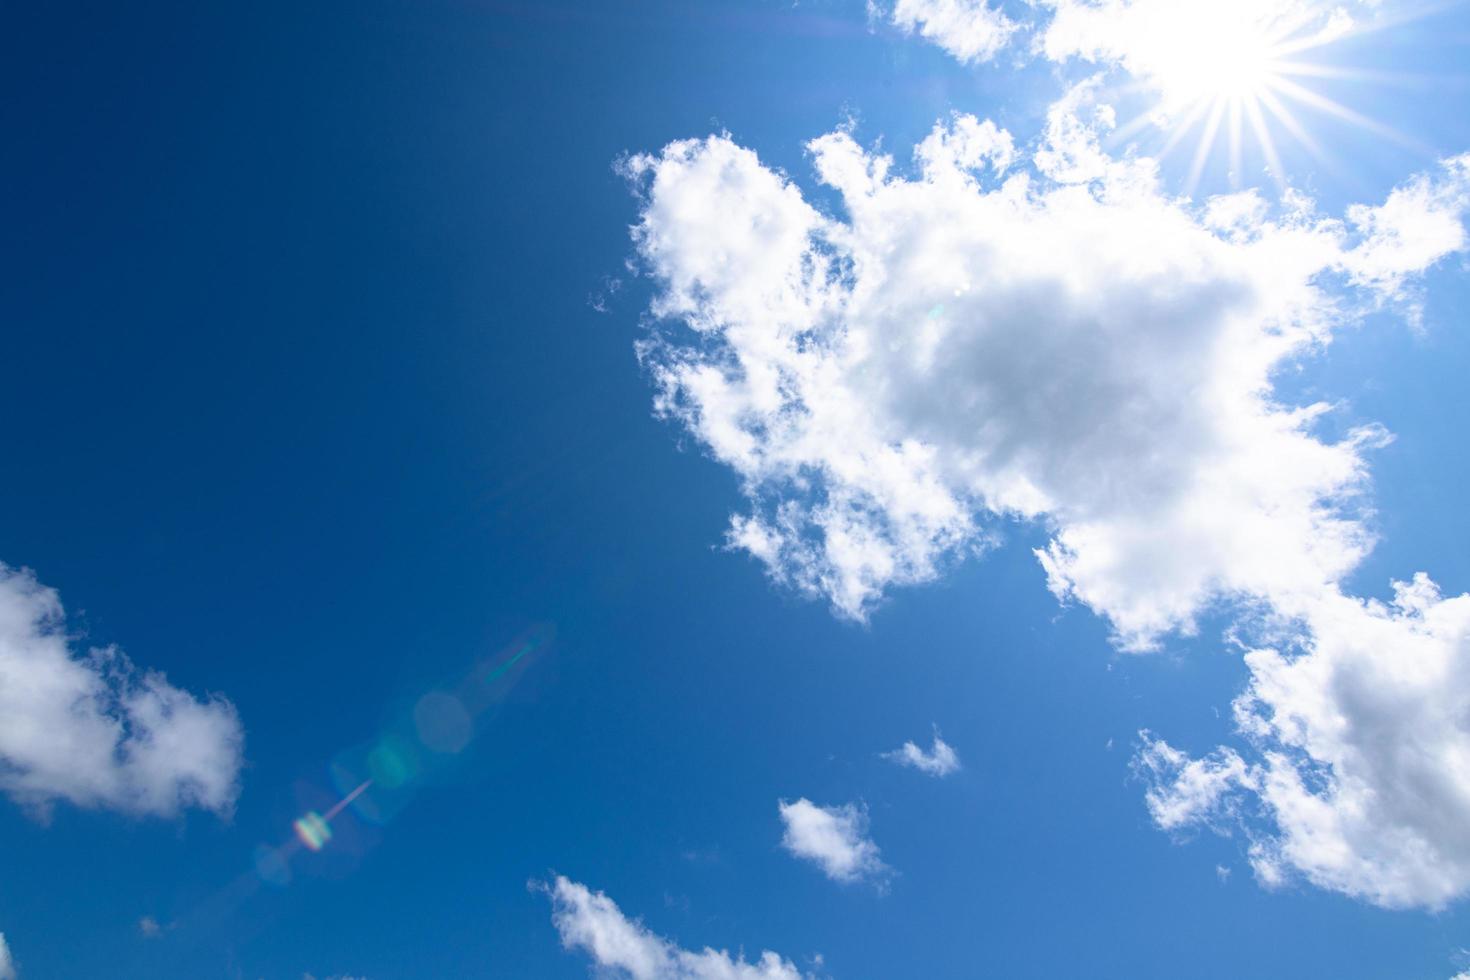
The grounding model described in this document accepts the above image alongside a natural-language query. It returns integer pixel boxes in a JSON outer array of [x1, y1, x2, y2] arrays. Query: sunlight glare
[[1147, 13, 1280, 108], [1094, 0, 1408, 191]]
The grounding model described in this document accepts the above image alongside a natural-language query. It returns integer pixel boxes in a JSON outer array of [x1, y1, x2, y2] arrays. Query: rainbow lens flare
[[248, 625, 552, 891], [293, 811, 332, 852], [329, 624, 554, 827]]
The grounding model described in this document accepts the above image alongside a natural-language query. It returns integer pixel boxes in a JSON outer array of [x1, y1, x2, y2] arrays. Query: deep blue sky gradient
[[3, 1, 1470, 977]]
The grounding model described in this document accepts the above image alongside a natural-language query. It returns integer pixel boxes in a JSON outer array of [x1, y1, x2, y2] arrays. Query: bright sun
[[1150, 16, 1282, 105], [1101, 1, 1396, 192]]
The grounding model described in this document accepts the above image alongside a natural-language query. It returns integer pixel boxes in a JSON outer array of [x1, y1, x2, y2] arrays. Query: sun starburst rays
[[1102, 3, 1420, 195]]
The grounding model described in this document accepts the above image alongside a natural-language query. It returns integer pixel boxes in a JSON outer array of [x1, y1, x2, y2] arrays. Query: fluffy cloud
[[1140, 577, 1470, 909], [876, 0, 1018, 64], [627, 96, 1467, 646], [883, 730, 961, 777], [778, 798, 889, 885], [540, 875, 807, 979], [0, 932, 14, 980], [625, 82, 1470, 906], [0, 563, 243, 818], [1345, 155, 1470, 303]]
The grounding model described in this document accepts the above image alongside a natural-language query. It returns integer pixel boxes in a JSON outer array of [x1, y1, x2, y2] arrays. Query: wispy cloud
[[876, 0, 1017, 64], [538, 875, 808, 979], [883, 729, 961, 777]]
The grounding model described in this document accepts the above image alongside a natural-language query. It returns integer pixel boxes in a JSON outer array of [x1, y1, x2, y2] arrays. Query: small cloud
[[588, 275, 623, 313], [536, 874, 807, 978], [1216, 865, 1232, 883], [882, 729, 961, 777], [778, 798, 890, 886], [0, 563, 244, 820], [678, 845, 722, 866], [877, 0, 1018, 65], [0, 932, 15, 980], [139, 916, 162, 938]]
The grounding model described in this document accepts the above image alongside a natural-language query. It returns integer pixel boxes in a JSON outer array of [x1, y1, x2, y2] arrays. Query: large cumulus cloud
[[623, 85, 1470, 906]]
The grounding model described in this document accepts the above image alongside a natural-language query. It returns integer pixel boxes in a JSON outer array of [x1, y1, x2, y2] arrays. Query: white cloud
[[1345, 155, 1470, 305], [625, 84, 1470, 907], [778, 798, 889, 885], [0, 563, 244, 819], [876, 0, 1018, 64], [626, 93, 1468, 647], [1140, 577, 1470, 909], [883, 729, 961, 777], [1135, 735, 1254, 834], [540, 875, 808, 979], [0, 932, 14, 980]]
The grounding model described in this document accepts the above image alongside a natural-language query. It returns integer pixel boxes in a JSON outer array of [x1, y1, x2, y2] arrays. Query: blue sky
[[3, 1, 1470, 977]]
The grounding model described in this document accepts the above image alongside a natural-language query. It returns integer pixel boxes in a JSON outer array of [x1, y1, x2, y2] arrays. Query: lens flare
[[252, 843, 291, 887], [288, 778, 372, 854], [367, 734, 421, 790], [414, 691, 473, 754], [293, 811, 333, 852], [242, 625, 553, 895]]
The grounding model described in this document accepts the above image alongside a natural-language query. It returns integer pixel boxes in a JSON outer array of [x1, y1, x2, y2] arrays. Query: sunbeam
[[1094, 0, 1427, 187]]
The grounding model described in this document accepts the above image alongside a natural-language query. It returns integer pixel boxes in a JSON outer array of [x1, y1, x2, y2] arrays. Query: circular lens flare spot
[[413, 691, 473, 754], [367, 734, 420, 790], [253, 843, 292, 887]]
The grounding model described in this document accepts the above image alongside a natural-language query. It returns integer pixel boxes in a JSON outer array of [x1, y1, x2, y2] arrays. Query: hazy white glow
[[1144, 10, 1282, 106], [1046, 1, 1352, 106], [1044, 0, 1377, 187]]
